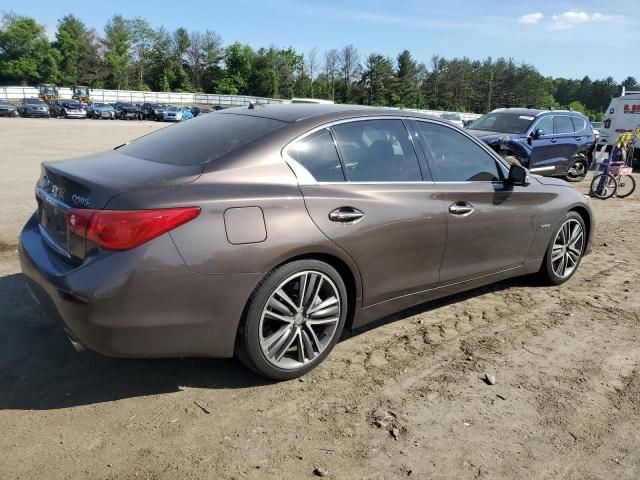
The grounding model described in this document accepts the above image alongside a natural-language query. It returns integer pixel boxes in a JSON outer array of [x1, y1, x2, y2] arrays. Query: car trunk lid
[[36, 150, 203, 261]]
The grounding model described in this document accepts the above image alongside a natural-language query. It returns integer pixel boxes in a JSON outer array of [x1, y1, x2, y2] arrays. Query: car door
[[412, 120, 539, 285], [527, 115, 561, 175], [551, 115, 580, 174], [287, 118, 447, 307]]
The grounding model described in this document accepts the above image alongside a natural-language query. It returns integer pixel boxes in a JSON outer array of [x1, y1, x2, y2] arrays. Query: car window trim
[[411, 119, 509, 183], [283, 115, 478, 186]]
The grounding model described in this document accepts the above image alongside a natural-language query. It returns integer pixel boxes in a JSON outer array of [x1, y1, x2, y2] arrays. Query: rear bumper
[[19, 212, 260, 358]]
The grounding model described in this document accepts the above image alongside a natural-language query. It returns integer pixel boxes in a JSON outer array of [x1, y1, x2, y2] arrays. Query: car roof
[[217, 103, 439, 123], [491, 107, 584, 117]]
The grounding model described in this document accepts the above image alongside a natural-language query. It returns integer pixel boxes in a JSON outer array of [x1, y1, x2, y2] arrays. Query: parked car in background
[[141, 103, 166, 120], [51, 100, 87, 119], [86, 102, 115, 120], [440, 112, 464, 128], [190, 106, 201, 117], [20, 104, 593, 380], [163, 105, 194, 122], [466, 108, 595, 182], [114, 102, 142, 120], [0, 100, 17, 117], [17, 98, 50, 118]]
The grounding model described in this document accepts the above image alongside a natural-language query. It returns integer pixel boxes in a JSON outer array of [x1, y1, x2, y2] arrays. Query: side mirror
[[532, 128, 546, 138], [508, 164, 530, 186]]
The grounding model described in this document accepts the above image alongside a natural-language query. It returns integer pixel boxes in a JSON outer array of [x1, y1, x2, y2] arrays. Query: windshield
[[441, 113, 461, 121], [120, 113, 287, 166], [26, 98, 45, 105], [467, 112, 535, 134], [122, 103, 135, 107], [167, 106, 179, 112], [94, 103, 108, 108]]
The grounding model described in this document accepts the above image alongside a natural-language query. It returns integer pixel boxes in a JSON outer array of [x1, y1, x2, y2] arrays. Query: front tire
[[236, 260, 348, 380], [616, 175, 636, 198], [539, 212, 586, 285]]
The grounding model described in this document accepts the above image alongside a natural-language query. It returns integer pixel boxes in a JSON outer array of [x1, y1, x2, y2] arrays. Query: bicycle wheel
[[590, 173, 617, 199], [616, 175, 636, 198]]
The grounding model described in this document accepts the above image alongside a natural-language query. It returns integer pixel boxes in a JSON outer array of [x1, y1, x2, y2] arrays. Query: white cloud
[[551, 11, 612, 29], [518, 12, 544, 25]]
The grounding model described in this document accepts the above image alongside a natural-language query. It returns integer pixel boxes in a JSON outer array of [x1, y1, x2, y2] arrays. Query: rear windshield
[[119, 113, 287, 166]]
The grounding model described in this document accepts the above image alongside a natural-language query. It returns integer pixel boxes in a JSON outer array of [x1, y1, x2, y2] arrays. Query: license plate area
[[38, 196, 71, 253]]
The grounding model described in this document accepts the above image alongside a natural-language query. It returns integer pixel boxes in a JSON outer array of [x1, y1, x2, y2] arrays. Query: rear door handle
[[329, 207, 365, 223], [550, 138, 558, 143], [449, 202, 474, 216], [575, 136, 581, 141]]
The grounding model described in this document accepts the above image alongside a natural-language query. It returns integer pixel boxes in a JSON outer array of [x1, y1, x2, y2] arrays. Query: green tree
[[103, 15, 132, 89], [396, 50, 419, 108], [0, 12, 59, 84], [362, 53, 397, 106], [214, 42, 254, 94]]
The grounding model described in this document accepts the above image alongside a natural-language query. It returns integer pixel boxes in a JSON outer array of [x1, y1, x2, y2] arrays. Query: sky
[[5, 0, 639, 81]]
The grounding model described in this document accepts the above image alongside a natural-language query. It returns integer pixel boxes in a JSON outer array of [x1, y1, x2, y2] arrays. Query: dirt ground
[[1, 118, 639, 480]]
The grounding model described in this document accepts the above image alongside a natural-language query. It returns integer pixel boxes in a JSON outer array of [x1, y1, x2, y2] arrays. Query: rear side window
[[571, 117, 586, 132], [415, 121, 501, 182], [554, 116, 574, 134], [289, 129, 345, 182], [331, 119, 422, 182], [120, 113, 287, 166]]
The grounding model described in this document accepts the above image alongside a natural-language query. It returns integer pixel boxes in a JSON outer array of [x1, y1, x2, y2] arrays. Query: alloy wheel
[[259, 270, 341, 370], [551, 219, 584, 279]]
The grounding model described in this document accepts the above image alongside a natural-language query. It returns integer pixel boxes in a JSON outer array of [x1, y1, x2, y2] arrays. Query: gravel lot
[[1, 118, 639, 480]]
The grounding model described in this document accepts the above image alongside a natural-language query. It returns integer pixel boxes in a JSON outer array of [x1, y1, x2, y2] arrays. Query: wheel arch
[[569, 205, 592, 250]]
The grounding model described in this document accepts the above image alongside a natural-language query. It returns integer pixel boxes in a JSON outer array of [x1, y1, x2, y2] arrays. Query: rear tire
[[565, 155, 588, 182], [235, 259, 348, 381], [539, 211, 586, 285]]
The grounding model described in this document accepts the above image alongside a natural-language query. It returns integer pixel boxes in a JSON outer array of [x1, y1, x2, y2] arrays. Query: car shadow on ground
[[0, 271, 541, 411]]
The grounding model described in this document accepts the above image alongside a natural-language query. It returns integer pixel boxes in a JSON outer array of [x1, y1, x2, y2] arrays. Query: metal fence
[[0, 86, 285, 107]]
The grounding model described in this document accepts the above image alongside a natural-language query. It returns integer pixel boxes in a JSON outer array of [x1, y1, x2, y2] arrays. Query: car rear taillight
[[65, 207, 200, 251]]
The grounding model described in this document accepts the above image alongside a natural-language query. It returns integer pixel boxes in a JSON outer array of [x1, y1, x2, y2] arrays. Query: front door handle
[[329, 207, 365, 223], [550, 138, 558, 143], [575, 136, 581, 141], [449, 202, 475, 216]]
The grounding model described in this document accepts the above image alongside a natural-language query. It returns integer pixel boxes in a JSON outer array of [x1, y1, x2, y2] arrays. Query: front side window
[[415, 121, 501, 182], [533, 116, 554, 135], [288, 129, 345, 182], [331, 119, 422, 182], [554, 116, 574, 134]]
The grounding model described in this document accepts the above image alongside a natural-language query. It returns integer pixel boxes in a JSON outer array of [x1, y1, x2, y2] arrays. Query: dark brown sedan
[[19, 104, 593, 379]]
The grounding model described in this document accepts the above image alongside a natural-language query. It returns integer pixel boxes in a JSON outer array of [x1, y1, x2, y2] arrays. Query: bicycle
[[590, 132, 637, 199]]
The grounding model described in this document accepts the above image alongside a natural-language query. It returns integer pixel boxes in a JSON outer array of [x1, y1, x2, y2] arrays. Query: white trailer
[[598, 87, 640, 160]]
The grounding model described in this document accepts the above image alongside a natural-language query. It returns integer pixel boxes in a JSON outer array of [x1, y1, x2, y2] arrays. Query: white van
[[598, 88, 640, 159]]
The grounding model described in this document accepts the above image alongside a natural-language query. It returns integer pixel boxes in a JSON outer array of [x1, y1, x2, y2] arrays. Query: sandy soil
[[1, 118, 639, 480]]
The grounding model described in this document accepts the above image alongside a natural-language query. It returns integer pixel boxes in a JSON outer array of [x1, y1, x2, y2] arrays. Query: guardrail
[[0, 86, 285, 107]]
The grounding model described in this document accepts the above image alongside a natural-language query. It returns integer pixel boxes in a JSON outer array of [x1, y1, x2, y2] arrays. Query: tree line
[[1, 12, 638, 120]]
